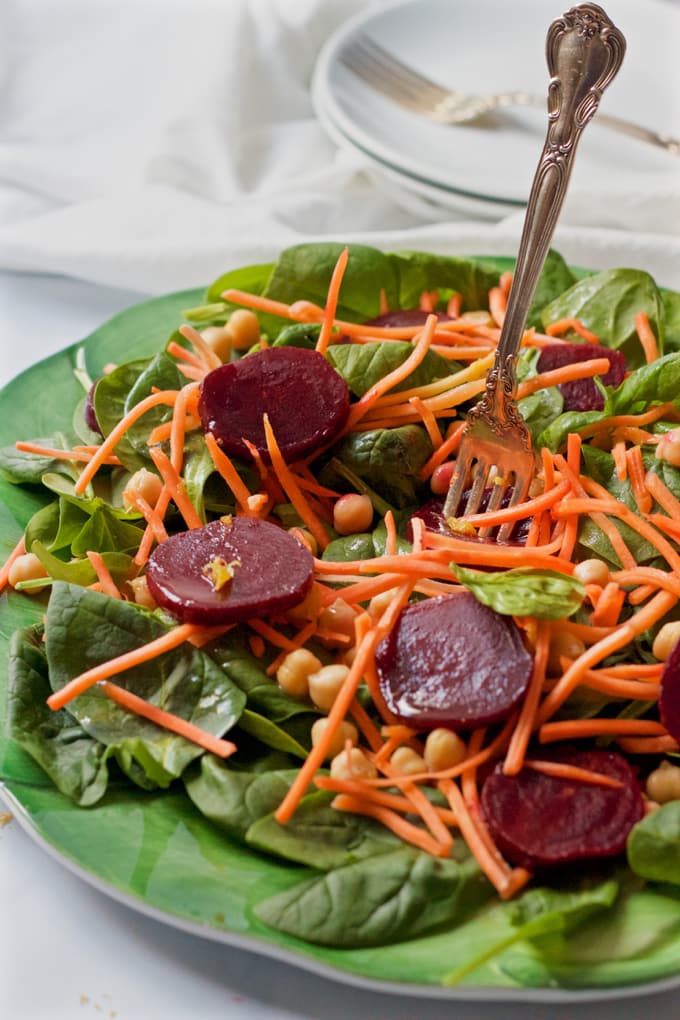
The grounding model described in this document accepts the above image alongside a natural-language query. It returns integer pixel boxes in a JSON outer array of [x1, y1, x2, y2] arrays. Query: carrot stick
[[645, 470, 680, 520], [148, 446, 203, 530], [539, 719, 667, 743], [612, 441, 628, 482], [15, 441, 121, 466], [85, 551, 121, 600], [178, 323, 222, 371], [47, 622, 204, 710], [262, 415, 329, 551], [589, 581, 625, 627], [170, 383, 199, 474], [0, 535, 26, 594], [100, 681, 236, 758], [316, 247, 348, 355], [74, 389, 180, 495], [488, 286, 507, 328], [315, 776, 458, 825], [626, 446, 652, 514], [166, 340, 206, 370], [331, 794, 450, 857], [438, 778, 512, 895], [503, 622, 550, 775], [617, 735, 679, 754], [516, 358, 611, 400], [545, 317, 599, 343], [635, 312, 660, 363], [523, 759, 623, 789], [578, 403, 677, 440], [204, 433, 252, 513], [408, 395, 443, 447], [460, 479, 571, 529]]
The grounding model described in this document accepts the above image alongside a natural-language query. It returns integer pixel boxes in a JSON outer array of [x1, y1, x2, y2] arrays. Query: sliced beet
[[146, 517, 313, 625], [362, 310, 453, 329], [375, 591, 532, 730], [537, 342, 626, 411], [658, 635, 680, 742], [198, 347, 350, 464], [481, 747, 644, 871]]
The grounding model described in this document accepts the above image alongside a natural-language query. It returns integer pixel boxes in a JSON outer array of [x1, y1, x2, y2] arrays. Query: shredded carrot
[[539, 718, 667, 743], [47, 622, 204, 710], [635, 311, 660, 364], [447, 292, 462, 317], [517, 358, 611, 400], [617, 735, 679, 754], [148, 446, 203, 530], [316, 247, 348, 355], [504, 622, 550, 775], [524, 759, 623, 788], [612, 441, 628, 481], [408, 395, 443, 447], [545, 317, 599, 343], [645, 470, 680, 520], [589, 581, 625, 627], [178, 323, 222, 371], [262, 415, 329, 551], [461, 478, 571, 530], [249, 634, 266, 658], [331, 794, 449, 857], [74, 389, 180, 495], [0, 535, 26, 594], [488, 286, 507, 327], [170, 383, 199, 474], [438, 778, 512, 896], [626, 446, 652, 514], [204, 433, 252, 514], [85, 551, 121, 599], [166, 340, 206, 370], [316, 776, 458, 825], [100, 681, 236, 757], [418, 422, 466, 480]]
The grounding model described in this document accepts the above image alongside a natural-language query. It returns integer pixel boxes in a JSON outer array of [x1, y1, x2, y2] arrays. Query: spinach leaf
[[322, 531, 376, 563], [628, 802, 680, 884], [31, 540, 132, 586], [326, 341, 454, 399], [452, 565, 585, 620], [246, 789, 399, 869], [443, 879, 619, 985], [322, 426, 432, 508], [517, 385, 564, 443], [272, 323, 322, 349], [204, 261, 275, 305], [0, 434, 80, 485], [540, 268, 664, 368], [44, 582, 246, 788], [237, 708, 311, 759], [662, 288, 680, 352], [184, 757, 302, 840], [6, 625, 110, 805], [254, 846, 491, 947], [389, 251, 499, 311], [526, 249, 579, 329], [604, 351, 680, 414], [124, 352, 184, 452]]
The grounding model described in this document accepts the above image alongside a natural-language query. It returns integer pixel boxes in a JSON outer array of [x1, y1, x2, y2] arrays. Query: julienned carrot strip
[[166, 340, 205, 370], [523, 760, 623, 788], [178, 324, 222, 371], [590, 581, 625, 627], [578, 403, 677, 440], [612, 441, 628, 481], [617, 735, 679, 754], [262, 415, 329, 551], [645, 470, 680, 520], [170, 383, 199, 474], [331, 794, 449, 857], [418, 289, 438, 311], [517, 358, 611, 400], [635, 311, 660, 363], [593, 661, 663, 679], [626, 446, 652, 514], [99, 681, 236, 758], [15, 441, 121, 466], [204, 433, 252, 513], [147, 415, 200, 446], [375, 355, 493, 410], [408, 396, 443, 447], [384, 510, 397, 557], [47, 622, 203, 710], [648, 514, 680, 544], [539, 719, 667, 743], [577, 668, 659, 700], [553, 454, 636, 569], [503, 622, 550, 775], [316, 247, 348, 355], [85, 552, 121, 600], [578, 481, 680, 573], [379, 760, 454, 851], [315, 776, 458, 825], [275, 579, 414, 824], [418, 423, 466, 481], [545, 317, 599, 343], [373, 727, 417, 765], [447, 292, 462, 317], [344, 315, 438, 431], [148, 446, 203, 530], [348, 697, 384, 753], [134, 488, 173, 566], [222, 288, 295, 321], [0, 535, 26, 594], [488, 286, 506, 327], [499, 271, 513, 297], [537, 589, 677, 724], [438, 778, 511, 895], [265, 620, 318, 676], [420, 534, 569, 570], [460, 478, 571, 529], [74, 389, 180, 495]]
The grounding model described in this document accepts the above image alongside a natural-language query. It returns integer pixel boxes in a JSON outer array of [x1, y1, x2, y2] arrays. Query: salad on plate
[[2, 242, 680, 992]]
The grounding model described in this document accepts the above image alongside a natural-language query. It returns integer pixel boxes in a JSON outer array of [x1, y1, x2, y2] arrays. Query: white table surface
[[2, 270, 680, 1020]]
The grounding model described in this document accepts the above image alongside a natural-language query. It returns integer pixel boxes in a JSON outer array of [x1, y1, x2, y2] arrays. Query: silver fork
[[441, 3, 626, 540], [341, 33, 679, 156]]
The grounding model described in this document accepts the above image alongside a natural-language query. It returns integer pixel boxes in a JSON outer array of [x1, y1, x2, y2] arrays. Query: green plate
[[2, 281, 680, 1000]]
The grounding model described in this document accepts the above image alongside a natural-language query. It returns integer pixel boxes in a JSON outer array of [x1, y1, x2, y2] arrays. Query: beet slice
[[375, 591, 533, 729], [146, 517, 313, 624], [198, 347, 350, 464], [658, 635, 680, 742], [537, 342, 626, 411], [481, 747, 644, 871], [362, 310, 453, 329]]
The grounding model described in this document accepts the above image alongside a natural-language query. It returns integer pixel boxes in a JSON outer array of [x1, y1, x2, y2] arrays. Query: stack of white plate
[[312, 0, 679, 222]]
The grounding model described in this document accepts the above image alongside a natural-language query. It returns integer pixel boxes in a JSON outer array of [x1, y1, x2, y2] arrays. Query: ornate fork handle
[[485, 2, 626, 417]]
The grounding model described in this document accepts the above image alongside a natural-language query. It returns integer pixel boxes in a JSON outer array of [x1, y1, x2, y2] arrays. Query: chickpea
[[390, 746, 428, 777], [289, 527, 318, 557], [547, 631, 586, 676], [227, 309, 261, 351], [646, 761, 680, 804], [333, 493, 374, 536], [318, 598, 358, 647], [367, 589, 395, 621], [330, 746, 378, 781], [286, 583, 323, 623], [460, 310, 494, 327], [310, 717, 358, 760], [201, 325, 233, 363], [123, 468, 163, 511], [573, 558, 610, 588], [308, 664, 350, 712], [8, 553, 49, 593], [128, 576, 158, 610], [424, 728, 468, 772], [528, 475, 546, 499], [276, 648, 322, 699], [655, 429, 680, 469], [652, 620, 680, 662], [430, 461, 455, 496]]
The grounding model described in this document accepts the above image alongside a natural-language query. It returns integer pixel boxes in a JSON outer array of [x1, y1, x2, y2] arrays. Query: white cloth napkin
[[0, 0, 678, 295]]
